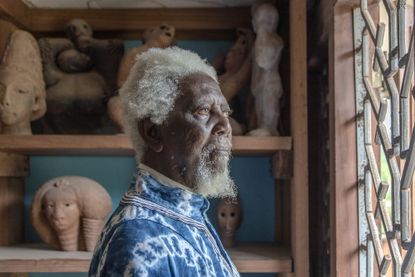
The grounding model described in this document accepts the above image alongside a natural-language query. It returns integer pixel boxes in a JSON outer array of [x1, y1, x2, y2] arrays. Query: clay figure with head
[[31, 176, 112, 251], [42, 182, 81, 251], [39, 18, 123, 133], [248, 2, 284, 136], [213, 28, 254, 135], [120, 47, 236, 198], [0, 30, 46, 134], [216, 196, 242, 248], [109, 24, 176, 133]]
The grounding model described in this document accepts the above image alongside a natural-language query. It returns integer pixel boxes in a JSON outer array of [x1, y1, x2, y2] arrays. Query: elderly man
[[89, 47, 239, 276]]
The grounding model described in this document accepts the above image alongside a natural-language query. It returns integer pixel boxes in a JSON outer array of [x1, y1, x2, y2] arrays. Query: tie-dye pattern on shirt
[[89, 167, 239, 277]]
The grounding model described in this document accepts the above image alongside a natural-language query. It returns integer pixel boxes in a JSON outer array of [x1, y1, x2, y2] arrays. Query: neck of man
[[141, 151, 195, 190]]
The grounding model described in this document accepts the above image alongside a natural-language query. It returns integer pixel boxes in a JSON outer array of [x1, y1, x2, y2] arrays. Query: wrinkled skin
[[139, 73, 232, 189]]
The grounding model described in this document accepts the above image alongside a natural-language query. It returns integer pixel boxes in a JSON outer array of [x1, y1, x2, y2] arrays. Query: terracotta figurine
[[248, 2, 284, 136], [108, 23, 176, 133], [31, 176, 112, 251], [213, 28, 254, 135], [216, 196, 242, 248], [39, 18, 123, 133], [0, 30, 46, 134]]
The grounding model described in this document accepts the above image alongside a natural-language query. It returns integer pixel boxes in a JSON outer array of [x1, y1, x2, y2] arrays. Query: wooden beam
[[0, 153, 28, 177], [29, 8, 251, 32], [290, 0, 309, 276], [329, 2, 359, 277], [0, 0, 30, 29], [0, 135, 292, 156], [32, 30, 237, 41]]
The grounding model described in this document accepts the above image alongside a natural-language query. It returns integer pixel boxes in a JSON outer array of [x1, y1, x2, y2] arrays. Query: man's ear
[[137, 118, 163, 153]]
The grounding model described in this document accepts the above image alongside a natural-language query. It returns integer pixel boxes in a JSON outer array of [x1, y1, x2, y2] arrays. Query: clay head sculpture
[[0, 30, 46, 134], [120, 47, 236, 198], [216, 196, 242, 248], [32, 176, 112, 251], [110, 23, 176, 133], [65, 18, 93, 45]]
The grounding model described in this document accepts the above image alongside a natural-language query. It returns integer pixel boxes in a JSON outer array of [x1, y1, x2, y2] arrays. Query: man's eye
[[195, 107, 210, 116]]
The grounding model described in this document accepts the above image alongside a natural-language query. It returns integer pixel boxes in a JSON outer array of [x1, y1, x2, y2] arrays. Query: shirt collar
[[126, 164, 210, 221]]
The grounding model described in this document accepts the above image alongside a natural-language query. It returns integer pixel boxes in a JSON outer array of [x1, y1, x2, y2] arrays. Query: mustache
[[202, 138, 232, 154]]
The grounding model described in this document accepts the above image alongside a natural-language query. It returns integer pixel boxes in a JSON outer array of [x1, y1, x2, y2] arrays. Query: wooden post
[[0, 153, 28, 245], [329, 1, 360, 277], [290, 0, 309, 276]]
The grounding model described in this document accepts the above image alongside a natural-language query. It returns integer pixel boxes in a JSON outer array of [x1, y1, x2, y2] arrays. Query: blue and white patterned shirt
[[89, 164, 240, 277]]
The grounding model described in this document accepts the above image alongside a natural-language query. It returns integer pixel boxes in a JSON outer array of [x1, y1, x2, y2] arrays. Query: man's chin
[[194, 167, 236, 199]]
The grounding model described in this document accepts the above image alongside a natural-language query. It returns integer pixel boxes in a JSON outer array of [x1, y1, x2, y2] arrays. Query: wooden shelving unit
[[0, 243, 292, 273], [0, 0, 308, 275], [0, 135, 292, 156]]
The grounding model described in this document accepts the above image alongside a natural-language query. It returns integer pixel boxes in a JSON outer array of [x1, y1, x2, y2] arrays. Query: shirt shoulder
[[89, 217, 210, 277]]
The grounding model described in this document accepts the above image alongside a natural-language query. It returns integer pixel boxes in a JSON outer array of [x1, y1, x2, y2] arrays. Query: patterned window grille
[[354, 0, 415, 276]]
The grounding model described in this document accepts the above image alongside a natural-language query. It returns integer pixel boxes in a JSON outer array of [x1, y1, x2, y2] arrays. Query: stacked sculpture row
[[0, 2, 283, 136]]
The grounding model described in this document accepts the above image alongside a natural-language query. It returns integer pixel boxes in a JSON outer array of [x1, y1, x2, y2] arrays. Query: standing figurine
[[107, 23, 176, 133], [248, 2, 284, 136], [31, 176, 112, 251], [0, 30, 46, 134], [216, 196, 242, 248]]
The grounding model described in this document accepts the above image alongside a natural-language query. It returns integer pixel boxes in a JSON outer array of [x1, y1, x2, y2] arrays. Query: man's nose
[[212, 113, 231, 136]]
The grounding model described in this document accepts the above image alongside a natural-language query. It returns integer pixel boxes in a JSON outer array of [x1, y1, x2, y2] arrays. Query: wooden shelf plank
[[29, 8, 251, 32], [0, 243, 292, 273], [0, 135, 291, 156]]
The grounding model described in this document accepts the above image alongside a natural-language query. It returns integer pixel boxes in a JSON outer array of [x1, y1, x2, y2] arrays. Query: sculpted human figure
[[213, 28, 254, 135], [108, 23, 176, 132], [248, 2, 284, 136], [31, 176, 112, 251], [0, 30, 46, 134], [89, 47, 239, 277], [39, 18, 123, 133], [216, 196, 242, 248]]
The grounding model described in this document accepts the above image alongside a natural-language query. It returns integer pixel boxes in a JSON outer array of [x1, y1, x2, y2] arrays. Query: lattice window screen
[[355, 0, 415, 276]]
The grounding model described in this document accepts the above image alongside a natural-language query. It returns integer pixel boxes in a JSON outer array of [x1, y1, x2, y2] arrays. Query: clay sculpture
[[108, 24, 175, 133], [39, 18, 123, 133], [31, 176, 112, 251], [248, 2, 284, 136], [0, 30, 46, 134], [216, 196, 242, 248]]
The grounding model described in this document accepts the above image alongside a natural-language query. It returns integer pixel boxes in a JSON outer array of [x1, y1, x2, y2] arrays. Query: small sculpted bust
[[0, 30, 46, 134], [216, 196, 242, 248], [248, 2, 284, 136], [31, 176, 112, 251], [108, 23, 176, 133], [38, 18, 123, 134]]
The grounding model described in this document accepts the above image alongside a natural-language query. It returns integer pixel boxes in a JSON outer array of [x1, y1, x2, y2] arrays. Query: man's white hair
[[120, 46, 218, 161]]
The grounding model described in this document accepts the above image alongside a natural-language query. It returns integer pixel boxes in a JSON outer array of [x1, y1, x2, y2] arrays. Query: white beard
[[193, 144, 236, 198]]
